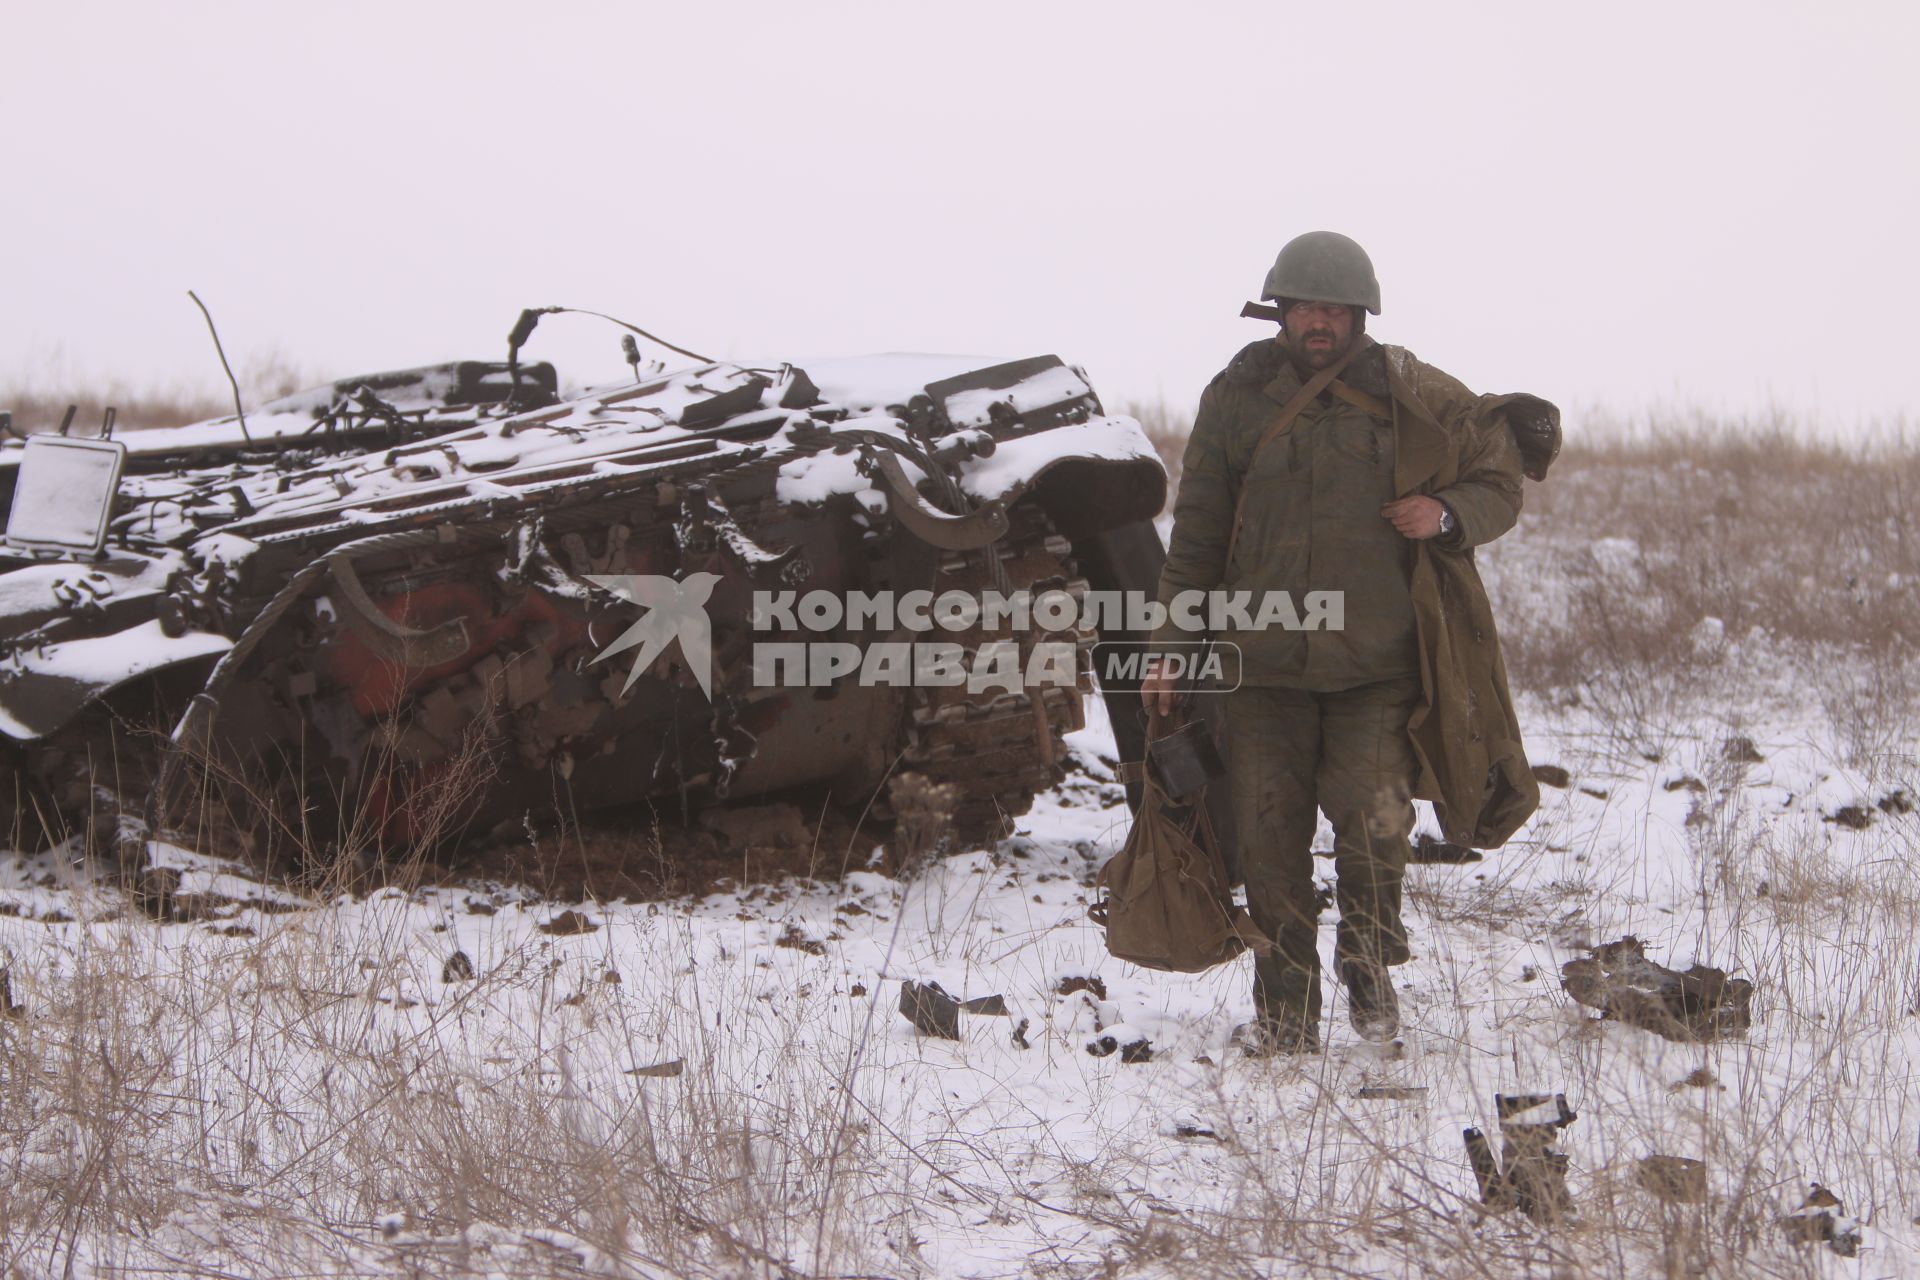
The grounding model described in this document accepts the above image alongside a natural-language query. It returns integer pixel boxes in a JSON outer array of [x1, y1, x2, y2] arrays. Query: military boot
[[1240, 964, 1322, 1056], [1339, 958, 1400, 1042], [1233, 1013, 1320, 1057]]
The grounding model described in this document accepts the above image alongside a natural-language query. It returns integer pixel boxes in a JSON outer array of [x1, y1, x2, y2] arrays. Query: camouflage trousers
[[1224, 675, 1419, 1029]]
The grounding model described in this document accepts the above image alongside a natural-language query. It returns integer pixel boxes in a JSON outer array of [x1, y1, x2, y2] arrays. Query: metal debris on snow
[[1086, 1032, 1152, 1063], [1464, 1092, 1578, 1224], [1559, 935, 1753, 1041], [897, 979, 962, 1040], [625, 1058, 686, 1079], [1778, 1183, 1862, 1257]]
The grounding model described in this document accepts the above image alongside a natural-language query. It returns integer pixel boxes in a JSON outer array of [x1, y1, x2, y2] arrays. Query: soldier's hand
[[1381, 495, 1446, 539], [1140, 670, 1186, 717]]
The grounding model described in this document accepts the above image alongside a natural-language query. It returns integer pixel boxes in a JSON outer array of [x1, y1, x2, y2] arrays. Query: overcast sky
[[5, 1, 1915, 436]]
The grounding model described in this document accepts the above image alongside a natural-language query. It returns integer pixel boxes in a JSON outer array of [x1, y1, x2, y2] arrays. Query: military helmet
[[1260, 231, 1381, 315]]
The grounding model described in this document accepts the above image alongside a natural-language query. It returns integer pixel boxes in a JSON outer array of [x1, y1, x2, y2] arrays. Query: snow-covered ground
[[2, 677, 1916, 1278], [6, 435, 1920, 1277]]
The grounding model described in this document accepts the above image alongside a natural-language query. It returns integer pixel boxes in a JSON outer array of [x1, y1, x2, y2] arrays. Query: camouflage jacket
[[1153, 332, 1542, 847]]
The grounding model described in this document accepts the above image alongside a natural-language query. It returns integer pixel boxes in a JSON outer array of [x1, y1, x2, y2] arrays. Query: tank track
[[892, 505, 1096, 841]]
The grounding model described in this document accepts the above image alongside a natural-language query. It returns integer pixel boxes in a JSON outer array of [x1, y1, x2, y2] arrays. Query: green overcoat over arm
[[1396, 361, 1527, 549], [1386, 350, 1540, 847]]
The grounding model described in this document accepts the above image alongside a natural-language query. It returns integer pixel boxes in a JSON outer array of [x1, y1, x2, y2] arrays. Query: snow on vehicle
[[0, 343, 1169, 870]]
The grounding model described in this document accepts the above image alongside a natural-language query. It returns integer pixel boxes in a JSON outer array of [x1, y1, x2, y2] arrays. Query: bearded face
[[1281, 300, 1357, 370]]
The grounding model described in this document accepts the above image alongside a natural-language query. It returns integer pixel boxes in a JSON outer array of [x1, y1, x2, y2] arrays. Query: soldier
[[1140, 231, 1540, 1053]]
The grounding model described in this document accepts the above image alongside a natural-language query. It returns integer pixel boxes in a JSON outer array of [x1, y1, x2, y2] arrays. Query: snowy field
[[3, 436, 1918, 1278]]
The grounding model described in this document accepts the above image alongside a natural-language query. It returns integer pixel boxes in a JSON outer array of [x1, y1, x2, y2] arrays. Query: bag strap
[[1327, 379, 1393, 420], [1222, 338, 1369, 572]]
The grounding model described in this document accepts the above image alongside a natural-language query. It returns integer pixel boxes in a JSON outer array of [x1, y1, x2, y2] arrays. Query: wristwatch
[[1437, 504, 1458, 538]]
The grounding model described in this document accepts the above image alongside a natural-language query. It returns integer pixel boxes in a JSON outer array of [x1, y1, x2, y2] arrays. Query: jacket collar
[[1242, 332, 1449, 497], [1256, 333, 1392, 406]]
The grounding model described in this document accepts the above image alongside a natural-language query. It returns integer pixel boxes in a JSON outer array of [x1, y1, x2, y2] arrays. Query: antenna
[[504, 305, 714, 403], [187, 290, 254, 443]]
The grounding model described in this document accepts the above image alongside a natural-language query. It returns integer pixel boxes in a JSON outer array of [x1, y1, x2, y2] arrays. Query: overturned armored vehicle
[[0, 337, 1168, 868]]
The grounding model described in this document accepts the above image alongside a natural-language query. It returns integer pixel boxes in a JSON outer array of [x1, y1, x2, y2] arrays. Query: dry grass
[[0, 900, 893, 1278], [3, 351, 309, 434], [1496, 422, 1920, 671], [1487, 423, 1920, 774]]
